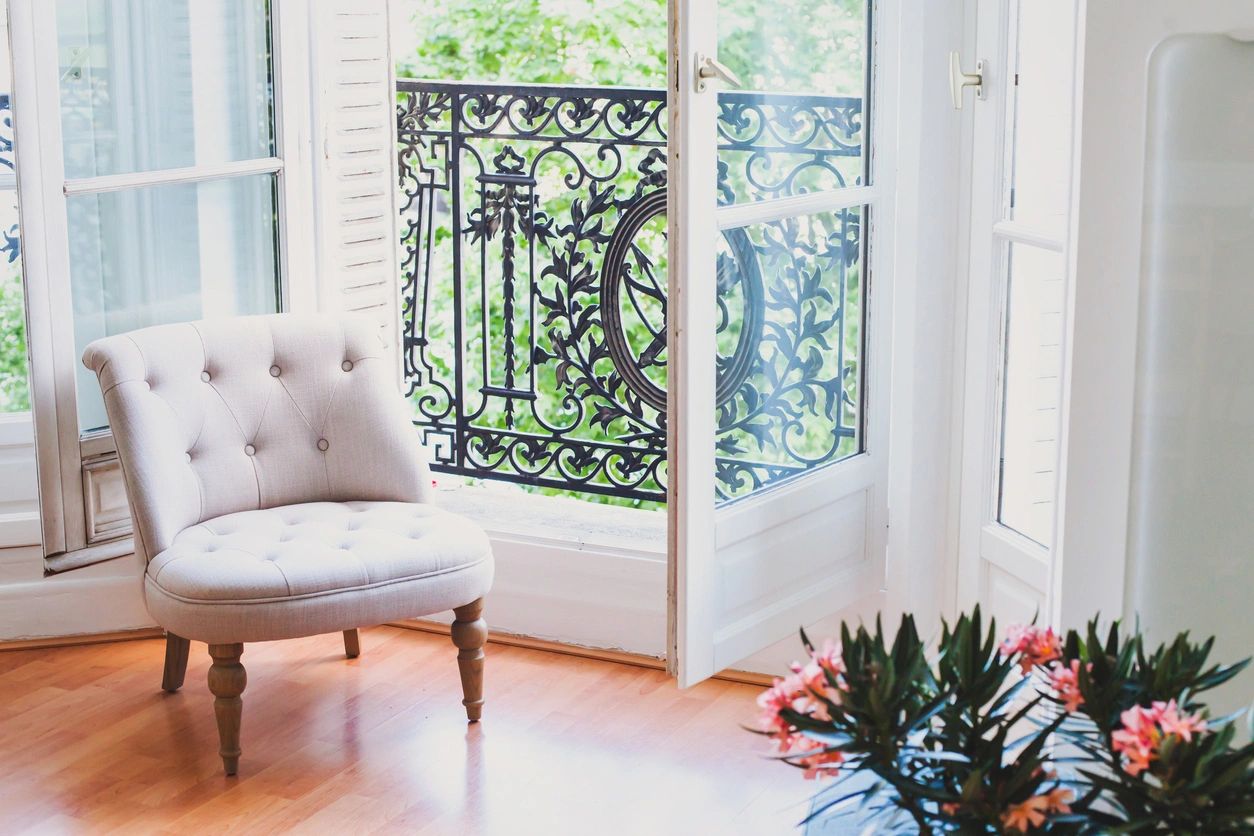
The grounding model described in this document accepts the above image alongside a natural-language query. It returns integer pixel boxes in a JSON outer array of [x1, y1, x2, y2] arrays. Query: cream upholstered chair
[[82, 313, 493, 775]]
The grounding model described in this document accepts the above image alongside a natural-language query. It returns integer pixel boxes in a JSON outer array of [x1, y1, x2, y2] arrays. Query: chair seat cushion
[[144, 501, 493, 644]]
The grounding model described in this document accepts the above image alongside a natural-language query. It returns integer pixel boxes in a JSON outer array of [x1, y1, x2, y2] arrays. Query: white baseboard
[[420, 530, 667, 657], [0, 569, 153, 640]]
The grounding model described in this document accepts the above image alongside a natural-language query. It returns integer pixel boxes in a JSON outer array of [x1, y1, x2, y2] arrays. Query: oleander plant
[[753, 609, 1254, 834]]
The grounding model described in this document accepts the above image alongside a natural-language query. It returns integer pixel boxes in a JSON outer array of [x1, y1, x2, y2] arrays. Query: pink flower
[[1111, 700, 1209, 776], [1001, 625, 1062, 674], [785, 736, 845, 780], [1049, 659, 1086, 712], [756, 674, 803, 737], [1156, 699, 1208, 742], [811, 638, 843, 677], [1000, 788, 1073, 832], [777, 639, 847, 723], [1000, 796, 1049, 832]]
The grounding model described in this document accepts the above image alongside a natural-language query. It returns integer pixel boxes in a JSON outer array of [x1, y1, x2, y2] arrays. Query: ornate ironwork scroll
[[397, 80, 864, 503]]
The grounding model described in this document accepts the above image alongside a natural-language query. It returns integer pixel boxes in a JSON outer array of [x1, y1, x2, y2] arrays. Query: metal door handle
[[949, 51, 985, 109], [695, 53, 744, 93]]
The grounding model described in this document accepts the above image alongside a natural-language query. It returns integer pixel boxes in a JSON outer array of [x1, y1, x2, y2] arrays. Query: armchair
[[82, 314, 493, 775]]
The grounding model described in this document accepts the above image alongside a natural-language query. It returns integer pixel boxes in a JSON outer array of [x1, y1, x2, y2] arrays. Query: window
[[56, 0, 282, 433], [15, 0, 289, 566]]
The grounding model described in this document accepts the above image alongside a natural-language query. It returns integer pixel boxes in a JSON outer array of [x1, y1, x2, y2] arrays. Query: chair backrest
[[82, 314, 433, 561]]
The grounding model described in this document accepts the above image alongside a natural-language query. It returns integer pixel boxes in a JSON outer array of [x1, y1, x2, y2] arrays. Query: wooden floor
[[0, 626, 814, 835]]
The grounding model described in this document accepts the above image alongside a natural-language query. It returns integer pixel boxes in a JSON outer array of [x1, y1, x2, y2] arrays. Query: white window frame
[[11, 0, 315, 569]]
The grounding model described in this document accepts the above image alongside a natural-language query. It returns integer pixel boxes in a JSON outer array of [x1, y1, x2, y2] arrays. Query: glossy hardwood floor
[[0, 626, 815, 835]]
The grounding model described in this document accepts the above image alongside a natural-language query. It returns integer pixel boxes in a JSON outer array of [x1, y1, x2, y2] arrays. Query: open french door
[[667, 0, 897, 685], [953, 0, 1080, 625]]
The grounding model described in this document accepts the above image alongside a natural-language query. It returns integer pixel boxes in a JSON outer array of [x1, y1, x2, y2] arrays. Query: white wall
[[1127, 32, 1254, 712]]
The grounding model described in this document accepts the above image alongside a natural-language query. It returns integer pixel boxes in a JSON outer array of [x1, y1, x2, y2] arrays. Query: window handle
[[949, 51, 985, 110], [695, 54, 744, 93]]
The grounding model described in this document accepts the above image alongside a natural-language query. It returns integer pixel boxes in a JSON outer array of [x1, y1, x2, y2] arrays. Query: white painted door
[[667, 0, 898, 686], [954, 0, 1079, 626]]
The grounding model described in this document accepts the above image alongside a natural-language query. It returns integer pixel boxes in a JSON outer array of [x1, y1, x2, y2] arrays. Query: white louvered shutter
[[310, 0, 402, 378]]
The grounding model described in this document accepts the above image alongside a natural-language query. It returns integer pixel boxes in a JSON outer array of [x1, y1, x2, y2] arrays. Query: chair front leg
[[162, 633, 190, 692], [207, 643, 247, 776], [451, 598, 487, 721]]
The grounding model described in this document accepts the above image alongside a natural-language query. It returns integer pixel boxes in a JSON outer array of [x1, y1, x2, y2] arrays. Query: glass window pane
[[1006, 0, 1077, 235], [715, 207, 864, 503], [997, 243, 1065, 546], [70, 175, 280, 432], [717, 0, 869, 204], [56, 0, 275, 179], [0, 189, 27, 414], [0, 2, 29, 414]]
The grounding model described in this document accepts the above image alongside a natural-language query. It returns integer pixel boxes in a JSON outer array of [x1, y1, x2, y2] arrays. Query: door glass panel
[[997, 243, 1064, 546], [56, 0, 275, 179], [69, 175, 280, 432], [1006, 0, 1077, 235], [715, 207, 864, 503], [716, 0, 869, 203]]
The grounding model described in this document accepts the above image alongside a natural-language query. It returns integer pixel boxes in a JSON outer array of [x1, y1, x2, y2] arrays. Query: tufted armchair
[[81, 314, 493, 775]]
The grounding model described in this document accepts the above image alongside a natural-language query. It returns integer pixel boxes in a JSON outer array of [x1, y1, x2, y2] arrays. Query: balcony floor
[[0, 626, 814, 835]]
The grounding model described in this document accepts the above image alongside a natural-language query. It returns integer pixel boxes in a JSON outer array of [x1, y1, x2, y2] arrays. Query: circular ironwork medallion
[[600, 189, 763, 412]]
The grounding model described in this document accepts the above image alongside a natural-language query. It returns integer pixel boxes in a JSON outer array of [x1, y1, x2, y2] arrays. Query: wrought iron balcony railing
[[397, 79, 865, 504]]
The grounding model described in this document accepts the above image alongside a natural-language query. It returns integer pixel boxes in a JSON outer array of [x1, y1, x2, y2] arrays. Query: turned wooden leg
[[161, 633, 190, 692], [207, 643, 246, 776], [343, 629, 361, 659], [451, 598, 487, 722]]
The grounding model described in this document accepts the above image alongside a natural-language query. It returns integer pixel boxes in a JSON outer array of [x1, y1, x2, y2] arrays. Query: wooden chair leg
[[207, 643, 246, 776], [161, 633, 190, 692], [343, 629, 361, 659], [451, 598, 487, 722]]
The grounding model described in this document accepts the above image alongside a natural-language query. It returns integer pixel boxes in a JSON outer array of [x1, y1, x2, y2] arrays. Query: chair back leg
[[162, 634, 191, 692], [451, 598, 487, 721], [343, 629, 361, 658], [207, 643, 247, 776]]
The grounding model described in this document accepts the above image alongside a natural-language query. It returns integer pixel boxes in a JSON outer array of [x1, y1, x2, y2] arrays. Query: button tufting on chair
[[80, 313, 494, 777]]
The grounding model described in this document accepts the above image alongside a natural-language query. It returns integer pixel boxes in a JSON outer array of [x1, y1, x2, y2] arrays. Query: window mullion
[[62, 157, 285, 196]]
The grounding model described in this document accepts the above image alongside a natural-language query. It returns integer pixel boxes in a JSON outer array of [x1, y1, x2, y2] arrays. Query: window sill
[[435, 482, 665, 559]]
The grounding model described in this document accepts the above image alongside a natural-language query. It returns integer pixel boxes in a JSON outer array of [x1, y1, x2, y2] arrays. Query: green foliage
[[1055, 620, 1254, 834], [397, 0, 667, 86], [0, 260, 29, 413]]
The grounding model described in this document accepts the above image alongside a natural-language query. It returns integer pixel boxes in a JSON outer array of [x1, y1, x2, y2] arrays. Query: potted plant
[[754, 609, 1254, 833]]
